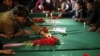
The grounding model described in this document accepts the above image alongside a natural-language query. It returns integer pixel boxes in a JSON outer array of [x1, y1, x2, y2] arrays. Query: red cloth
[[42, 26, 49, 33], [33, 36, 58, 46], [32, 18, 44, 23], [83, 53, 90, 56], [98, 54, 100, 56]]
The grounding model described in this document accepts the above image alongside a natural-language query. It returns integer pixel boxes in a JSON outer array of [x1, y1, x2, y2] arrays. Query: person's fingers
[[8, 49, 15, 54], [47, 33, 52, 38], [11, 52, 16, 54], [1, 34, 9, 38]]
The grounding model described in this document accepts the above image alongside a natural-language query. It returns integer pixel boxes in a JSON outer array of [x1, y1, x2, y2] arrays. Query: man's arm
[[0, 49, 15, 54]]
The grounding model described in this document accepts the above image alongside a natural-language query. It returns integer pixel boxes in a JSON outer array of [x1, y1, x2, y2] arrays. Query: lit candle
[[51, 13, 52, 17], [84, 22, 86, 29], [31, 10, 33, 13], [50, 13, 52, 20], [46, 13, 48, 18]]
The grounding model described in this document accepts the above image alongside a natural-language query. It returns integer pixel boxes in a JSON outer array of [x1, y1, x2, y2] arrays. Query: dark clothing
[[0, 11, 42, 38], [85, 10, 92, 18], [84, 10, 93, 22], [74, 9, 86, 19], [42, 0, 55, 11], [18, 0, 37, 10], [89, 2, 100, 27], [62, 10, 75, 18], [0, 3, 12, 13], [0, 41, 3, 49]]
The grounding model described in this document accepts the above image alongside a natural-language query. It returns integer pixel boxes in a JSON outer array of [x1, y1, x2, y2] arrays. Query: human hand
[[43, 33, 52, 38], [1, 49, 15, 55], [24, 30, 32, 35], [96, 27, 100, 32], [89, 26, 97, 32], [75, 18, 81, 22], [0, 34, 9, 38], [57, 13, 62, 18], [40, 31, 52, 38]]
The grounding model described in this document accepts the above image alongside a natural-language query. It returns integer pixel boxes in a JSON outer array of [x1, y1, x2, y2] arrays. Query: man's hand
[[0, 34, 9, 38], [57, 13, 62, 18], [75, 18, 81, 22], [0, 49, 15, 55], [24, 30, 32, 35], [40, 31, 52, 38], [43, 33, 52, 38], [89, 26, 97, 32]]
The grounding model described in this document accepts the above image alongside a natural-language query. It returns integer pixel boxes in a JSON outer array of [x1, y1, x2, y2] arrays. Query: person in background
[[57, 0, 76, 18], [34, 0, 44, 12], [84, 2, 93, 23], [60, 0, 71, 12], [42, 0, 55, 11], [88, 0, 100, 32], [74, 1, 86, 22], [0, 0, 13, 13], [0, 5, 52, 38], [18, 0, 36, 11]]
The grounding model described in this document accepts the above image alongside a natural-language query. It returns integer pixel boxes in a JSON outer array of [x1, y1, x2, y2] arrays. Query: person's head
[[70, 0, 76, 4], [75, 1, 83, 10], [82, 0, 88, 3], [86, 2, 93, 11], [46, 0, 51, 3], [13, 5, 29, 24], [3, 0, 12, 7], [95, 0, 100, 2]]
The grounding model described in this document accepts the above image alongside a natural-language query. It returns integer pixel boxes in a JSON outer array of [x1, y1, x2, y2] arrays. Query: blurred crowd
[[0, 0, 100, 55], [0, 0, 100, 32]]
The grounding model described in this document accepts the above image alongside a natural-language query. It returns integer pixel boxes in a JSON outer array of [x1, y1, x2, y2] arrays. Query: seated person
[[74, 1, 86, 22], [42, 0, 55, 11], [84, 2, 93, 23], [57, 0, 76, 18], [60, 0, 71, 12], [0, 5, 51, 38], [34, 0, 44, 12], [88, 0, 100, 32], [0, 0, 13, 13]]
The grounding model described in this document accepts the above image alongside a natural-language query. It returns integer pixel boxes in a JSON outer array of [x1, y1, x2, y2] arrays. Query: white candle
[[46, 14, 48, 18], [31, 10, 33, 13], [50, 13, 52, 20], [84, 22, 86, 29], [51, 13, 52, 17]]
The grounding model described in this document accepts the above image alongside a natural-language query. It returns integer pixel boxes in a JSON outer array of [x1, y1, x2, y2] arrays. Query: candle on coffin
[[46, 13, 48, 19], [84, 22, 86, 29], [50, 13, 53, 22], [31, 10, 33, 13], [50, 13, 53, 18]]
